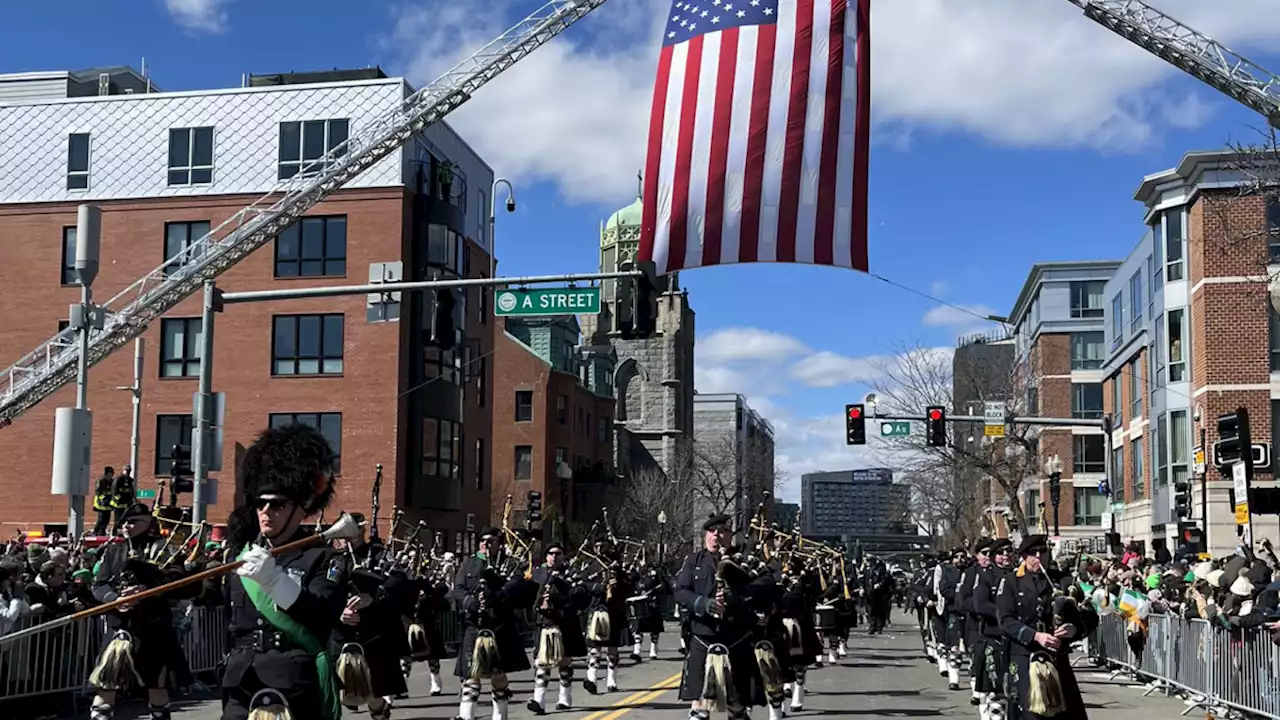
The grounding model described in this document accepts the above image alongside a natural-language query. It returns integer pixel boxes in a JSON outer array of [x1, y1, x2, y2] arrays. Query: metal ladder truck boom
[[0, 0, 610, 427], [1066, 0, 1280, 127]]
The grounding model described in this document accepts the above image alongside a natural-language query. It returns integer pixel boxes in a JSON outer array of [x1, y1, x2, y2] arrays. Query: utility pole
[[116, 338, 145, 480], [191, 282, 219, 526]]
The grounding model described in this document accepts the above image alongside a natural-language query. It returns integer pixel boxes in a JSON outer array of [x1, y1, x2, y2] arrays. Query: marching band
[[65, 435, 1091, 720]]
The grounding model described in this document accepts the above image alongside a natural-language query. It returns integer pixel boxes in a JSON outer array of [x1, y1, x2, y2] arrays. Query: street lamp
[[1045, 454, 1063, 538], [489, 178, 516, 282], [657, 510, 668, 568]]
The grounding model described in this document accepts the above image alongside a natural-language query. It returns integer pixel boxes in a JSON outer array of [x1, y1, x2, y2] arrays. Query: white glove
[[236, 546, 301, 609]]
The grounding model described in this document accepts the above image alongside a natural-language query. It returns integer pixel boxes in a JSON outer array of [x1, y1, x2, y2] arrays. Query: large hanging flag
[[638, 0, 871, 275]]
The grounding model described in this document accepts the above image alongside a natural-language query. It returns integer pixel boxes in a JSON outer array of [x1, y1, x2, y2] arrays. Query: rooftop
[[1008, 260, 1123, 326]]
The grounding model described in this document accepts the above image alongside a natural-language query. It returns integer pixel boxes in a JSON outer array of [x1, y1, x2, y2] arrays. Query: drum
[[627, 594, 652, 622], [814, 603, 838, 633]]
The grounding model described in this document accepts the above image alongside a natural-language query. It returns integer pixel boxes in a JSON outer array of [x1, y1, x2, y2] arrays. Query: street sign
[[494, 287, 601, 317], [136, 489, 156, 500], [1193, 446, 1205, 476], [1233, 462, 1250, 524], [880, 421, 910, 438], [984, 401, 1006, 437]]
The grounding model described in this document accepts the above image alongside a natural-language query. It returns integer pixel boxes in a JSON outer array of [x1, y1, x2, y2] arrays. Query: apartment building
[[692, 393, 777, 528], [1006, 261, 1120, 540], [952, 331, 1014, 541], [490, 316, 619, 540], [799, 468, 915, 552], [0, 66, 494, 545], [1113, 150, 1280, 556]]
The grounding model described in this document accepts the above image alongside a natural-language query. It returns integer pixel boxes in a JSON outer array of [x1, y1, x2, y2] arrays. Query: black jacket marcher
[[447, 554, 533, 678], [996, 567, 1088, 720], [673, 548, 764, 706]]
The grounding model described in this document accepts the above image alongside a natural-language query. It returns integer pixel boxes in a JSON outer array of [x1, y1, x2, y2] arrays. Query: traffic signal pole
[[871, 412, 1106, 429]]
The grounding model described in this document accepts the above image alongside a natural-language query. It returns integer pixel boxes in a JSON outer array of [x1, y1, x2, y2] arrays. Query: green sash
[[237, 547, 341, 720]]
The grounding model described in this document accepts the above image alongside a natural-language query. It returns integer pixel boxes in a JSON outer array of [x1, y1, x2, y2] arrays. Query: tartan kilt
[[975, 636, 1008, 695]]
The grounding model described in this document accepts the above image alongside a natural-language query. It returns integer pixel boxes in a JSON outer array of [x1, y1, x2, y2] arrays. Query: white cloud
[[380, 0, 1280, 205], [164, 0, 230, 33], [930, 281, 949, 297], [921, 304, 997, 329], [699, 327, 810, 364], [789, 351, 883, 389]]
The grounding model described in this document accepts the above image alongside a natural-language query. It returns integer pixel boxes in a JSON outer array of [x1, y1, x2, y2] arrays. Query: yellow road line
[[577, 672, 682, 720]]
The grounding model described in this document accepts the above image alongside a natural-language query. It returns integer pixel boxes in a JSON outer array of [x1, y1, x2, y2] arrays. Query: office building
[[692, 393, 777, 529], [800, 468, 910, 539]]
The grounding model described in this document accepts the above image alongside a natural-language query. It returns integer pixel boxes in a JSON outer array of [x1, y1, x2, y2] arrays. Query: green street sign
[[136, 489, 157, 500], [880, 421, 910, 438], [494, 287, 601, 317]]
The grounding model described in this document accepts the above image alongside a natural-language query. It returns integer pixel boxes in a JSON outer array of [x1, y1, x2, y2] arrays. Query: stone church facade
[[580, 195, 696, 480]]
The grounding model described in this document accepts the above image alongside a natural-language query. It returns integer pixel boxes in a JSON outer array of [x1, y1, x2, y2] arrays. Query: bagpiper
[[973, 538, 1014, 720], [88, 502, 196, 720], [406, 532, 453, 697], [628, 560, 666, 661], [581, 539, 631, 694], [776, 554, 821, 712], [957, 541, 986, 705], [674, 514, 765, 720], [219, 423, 347, 720], [933, 548, 966, 689], [527, 542, 588, 714], [447, 527, 533, 720]]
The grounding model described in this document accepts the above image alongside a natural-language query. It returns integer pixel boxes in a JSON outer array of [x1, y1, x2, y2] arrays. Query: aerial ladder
[[1065, 0, 1280, 127], [0, 0, 610, 427]]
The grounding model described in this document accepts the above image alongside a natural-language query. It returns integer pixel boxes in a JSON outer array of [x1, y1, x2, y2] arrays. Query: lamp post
[[657, 510, 668, 569], [556, 461, 573, 543], [489, 178, 516, 283], [1045, 454, 1063, 538]]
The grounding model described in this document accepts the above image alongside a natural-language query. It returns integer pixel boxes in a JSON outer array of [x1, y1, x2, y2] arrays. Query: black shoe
[[630, 652, 642, 662], [969, 697, 980, 706], [557, 703, 572, 711], [948, 683, 960, 691], [584, 680, 599, 695], [527, 699, 546, 715]]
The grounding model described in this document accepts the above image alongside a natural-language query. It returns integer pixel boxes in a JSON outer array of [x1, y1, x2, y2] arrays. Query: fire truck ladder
[[1067, 0, 1280, 127], [0, 0, 610, 427]]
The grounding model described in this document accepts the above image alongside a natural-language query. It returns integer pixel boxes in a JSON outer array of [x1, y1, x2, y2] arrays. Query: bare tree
[[869, 340, 1046, 541], [682, 434, 787, 533]]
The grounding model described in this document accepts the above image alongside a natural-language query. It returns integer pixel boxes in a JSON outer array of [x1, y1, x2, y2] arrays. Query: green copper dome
[[605, 197, 643, 231]]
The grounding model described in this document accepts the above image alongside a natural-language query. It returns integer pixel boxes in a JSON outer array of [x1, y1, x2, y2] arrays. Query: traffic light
[[527, 490, 543, 523], [632, 261, 658, 339], [1216, 411, 1244, 465], [1173, 477, 1193, 519], [1178, 522, 1205, 555], [170, 444, 192, 478], [845, 404, 866, 445], [430, 288, 457, 350], [926, 406, 947, 447]]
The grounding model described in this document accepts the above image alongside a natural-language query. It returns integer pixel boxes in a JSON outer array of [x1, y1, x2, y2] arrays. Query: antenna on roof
[[141, 56, 151, 93]]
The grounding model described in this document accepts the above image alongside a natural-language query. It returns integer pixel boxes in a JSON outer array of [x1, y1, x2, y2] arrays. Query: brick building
[[1004, 261, 1119, 540], [0, 66, 495, 546], [490, 316, 619, 541], [1122, 150, 1280, 555]]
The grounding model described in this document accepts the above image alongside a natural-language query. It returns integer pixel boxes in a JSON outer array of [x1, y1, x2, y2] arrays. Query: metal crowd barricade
[[1088, 612, 1280, 720]]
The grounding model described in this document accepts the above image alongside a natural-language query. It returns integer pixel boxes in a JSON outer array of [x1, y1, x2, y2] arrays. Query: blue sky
[[8, 0, 1280, 501]]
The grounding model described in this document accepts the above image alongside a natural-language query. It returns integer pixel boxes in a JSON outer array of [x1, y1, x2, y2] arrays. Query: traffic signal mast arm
[[872, 411, 1106, 429], [1064, 0, 1280, 127], [0, 0, 612, 428]]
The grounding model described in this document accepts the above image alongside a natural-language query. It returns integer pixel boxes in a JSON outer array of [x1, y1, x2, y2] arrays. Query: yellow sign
[[1193, 448, 1205, 465], [1235, 503, 1250, 525], [984, 425, 1005, 438]]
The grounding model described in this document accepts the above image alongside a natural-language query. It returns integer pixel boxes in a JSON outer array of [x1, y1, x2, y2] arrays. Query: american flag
[[637, 0, 870, 275]]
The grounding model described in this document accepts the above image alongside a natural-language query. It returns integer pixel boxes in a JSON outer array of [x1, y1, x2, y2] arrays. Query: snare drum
[[627, 594, 652, 622], [814, 603, 838, 633]]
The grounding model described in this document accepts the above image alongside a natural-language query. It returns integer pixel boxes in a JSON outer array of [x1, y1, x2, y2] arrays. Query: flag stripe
[[641, 0, 869, 275], [702, 27, 740, 269], [776, 0, 814, 264], [813, 0, 847, 266], [739, 23, 776, 264]]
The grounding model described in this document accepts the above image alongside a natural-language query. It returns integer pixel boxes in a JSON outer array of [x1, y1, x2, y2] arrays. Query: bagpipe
[[1026, 564, 1082, 717]]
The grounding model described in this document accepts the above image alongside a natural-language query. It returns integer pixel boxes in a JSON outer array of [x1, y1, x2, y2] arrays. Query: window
[[155, 414, 194, 475], [475, 438, 485, 490], [515, 445, 533, 481], [1131, 437, 1144, 500], [167, 127, 214, 185], [1168, 309, 1186, 382], [271, 314, 344, 375], [1112, 444, 1125, 503], [425, 346, 461, 386], [1111, 376, 1123, 426], [67, 133, 90, 190], [1146, 256, 1156, 322], [1070, 332, 1104, 370], [1271, 306, 1280, 372], [58, 320, 70, 333], [1153, 313, 1165, 386], [1129, 271, 1143, 332], [476, 357, 486, 407], [1130, 358, 1142, 418], [426, 224, 465, 276], [1073, 487, 1107, 526], [1073, 435, 1105, 474], [61, 227, 77, 285], [515, 391, 534, 422], [275, 216, 347, 278], [1025, 489, 1042, 524], [556, 394, 568, 424], [1025, 386, 1039, 416], [1071, 383, 1103, 419], [1069, 281, 1105, 318], [1152, 226, 1163, 290], [1111, 293, 1124, 344], [269, 413, 342, 470], [599, 416, 611, 443], [1156, 413, 1169, 487], [555, 447, 567, 469], [1269, 198, 1280, 263], [160, 318, 202, 378], [420, 418, 461, 481], [164, 221, 211, 275], [278, 119, 349, 180], [1170, 409, 1190, 489], [1165, 208, 1184, 281]]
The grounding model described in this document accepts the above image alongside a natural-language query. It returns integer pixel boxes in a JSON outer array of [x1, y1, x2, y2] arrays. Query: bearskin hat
[[228, 424, 337, 546]]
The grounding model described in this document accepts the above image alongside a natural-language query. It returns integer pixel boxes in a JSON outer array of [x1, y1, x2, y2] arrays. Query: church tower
[[580, 191, 696, 479]]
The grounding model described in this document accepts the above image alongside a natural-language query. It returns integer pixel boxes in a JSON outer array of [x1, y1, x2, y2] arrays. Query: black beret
[[973, 538, 994, 553], [478, 526, 502, 539], [1018, 534, 1050, 556], [988, 539, 1014, 554], [545, 542, 564, 553], [119, 503, 152, 521], [702, 514, 732, 532]]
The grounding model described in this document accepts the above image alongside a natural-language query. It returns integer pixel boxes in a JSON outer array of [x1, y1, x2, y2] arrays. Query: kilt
[[630, 599, 664, 636], [1005, 650, 1088, 720], [362, 642, 408, 698], [95, 617, 192, 691], [541, 616, 588, 659], [453, 621, 531, 678], [678, 632, 765, 707], [946, 613, 966, 649], [972, 636, 1007, 694], [405, 616, 447, 661], [585, 606, 628, 649]]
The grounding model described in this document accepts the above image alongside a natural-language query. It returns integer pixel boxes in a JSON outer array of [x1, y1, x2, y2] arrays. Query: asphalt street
[[69, 618, 1193, 719]]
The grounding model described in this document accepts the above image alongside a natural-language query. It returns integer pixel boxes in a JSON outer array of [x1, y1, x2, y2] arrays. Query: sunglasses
[[253, 498, 293, 511]]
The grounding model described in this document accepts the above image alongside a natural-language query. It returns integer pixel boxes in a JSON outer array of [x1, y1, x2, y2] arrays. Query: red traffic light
[[848, 406, 862, 419], [928, 409, 943, 421]]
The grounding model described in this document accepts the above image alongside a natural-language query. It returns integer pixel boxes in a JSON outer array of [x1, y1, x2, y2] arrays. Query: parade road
[[76, 621, 1193, 720]]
